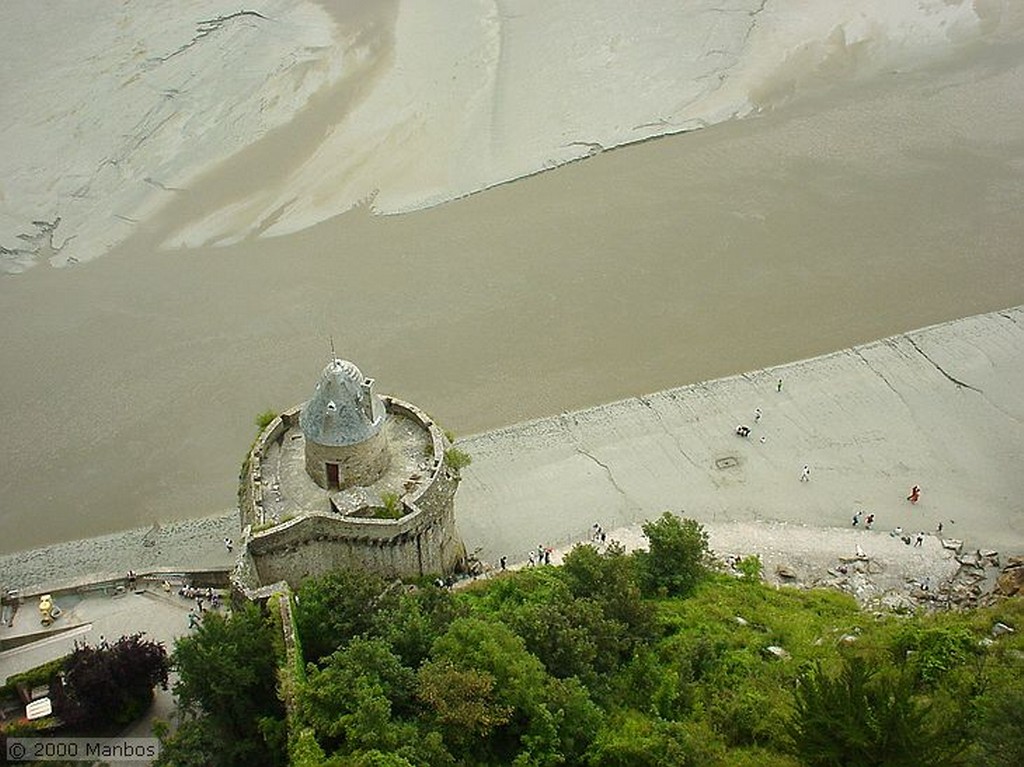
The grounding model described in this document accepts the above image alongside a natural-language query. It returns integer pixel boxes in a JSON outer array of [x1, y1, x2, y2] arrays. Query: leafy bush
[[62, 633, 169, 726], [892, 623, 979, 685], [254, 409, 277, 431], [378, 492, 403, 519], [443, 447, 472, 472], [737, 555, 763, 581], [634, 512, 709, 597]]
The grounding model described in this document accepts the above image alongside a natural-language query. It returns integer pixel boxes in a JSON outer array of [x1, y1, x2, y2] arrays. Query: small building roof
[[299, 359, 385, 447]]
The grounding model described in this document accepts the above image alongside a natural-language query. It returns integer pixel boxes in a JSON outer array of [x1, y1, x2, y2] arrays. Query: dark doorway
[[326, 463, 340, 489]]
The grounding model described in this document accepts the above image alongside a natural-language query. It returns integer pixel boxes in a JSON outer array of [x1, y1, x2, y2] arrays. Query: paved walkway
[[0, 587, 204, 685]]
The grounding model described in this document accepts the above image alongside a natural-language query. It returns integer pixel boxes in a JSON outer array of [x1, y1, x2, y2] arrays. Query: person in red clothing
[[907, 485, 921, 504]]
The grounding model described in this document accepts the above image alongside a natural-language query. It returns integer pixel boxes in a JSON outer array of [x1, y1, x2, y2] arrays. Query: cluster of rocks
[[725, 539, 1024, 615], [982, 554, 1024, 604]]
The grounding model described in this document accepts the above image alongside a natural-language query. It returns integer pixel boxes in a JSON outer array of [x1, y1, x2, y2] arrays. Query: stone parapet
[[240, 406, 301, 530], [238, 393, 466, 590]]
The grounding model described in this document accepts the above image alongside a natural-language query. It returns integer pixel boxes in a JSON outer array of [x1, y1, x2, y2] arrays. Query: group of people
[[185, 585, 222, 629], [888, 526, 928, 548], [735, 405, 768, 443], [527, 544, 553, 566], [849, 485, 932, 543], [851, 511, 876, 529]]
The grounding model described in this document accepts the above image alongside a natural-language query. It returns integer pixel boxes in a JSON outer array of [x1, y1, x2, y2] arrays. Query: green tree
[[475, 566, 617, 682], [162, 604, 285, 767], [788, 655, 969, 766], [295, 569, 402, 664], [586, 712, 723, 767], [427, 617, 600, 764], [300, 638, 416, 752], [372, 584, 467, 668], [634, 513, 709, 597], [416, 661, 512, 749], [560, 542, 654, 660], [970, 680, 1024, 767]]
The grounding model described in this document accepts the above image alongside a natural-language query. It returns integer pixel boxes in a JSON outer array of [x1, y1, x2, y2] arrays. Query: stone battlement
[[236, 374, 466, 591]]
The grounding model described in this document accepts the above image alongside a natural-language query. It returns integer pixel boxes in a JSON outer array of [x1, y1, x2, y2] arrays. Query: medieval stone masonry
[[233, 358, 467, 597]]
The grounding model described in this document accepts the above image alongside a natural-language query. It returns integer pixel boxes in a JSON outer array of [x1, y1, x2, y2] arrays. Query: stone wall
[[304, 427, 389, 490], [239, 395, 466, 590], [248, 503, 463, 587], [239, 406, 301, 530]]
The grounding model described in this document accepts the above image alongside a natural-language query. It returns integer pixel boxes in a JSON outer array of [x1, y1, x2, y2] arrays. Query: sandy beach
[[2, 1, 1024, 555], [2, 306, 1021, 601], [458, 306, 1024, 563]]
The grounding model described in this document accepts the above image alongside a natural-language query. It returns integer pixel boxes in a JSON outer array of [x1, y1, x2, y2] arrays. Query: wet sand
[[2, 307, 1019, 598], [458, 307, 1024, 564], [3, 30, 1024, 554]]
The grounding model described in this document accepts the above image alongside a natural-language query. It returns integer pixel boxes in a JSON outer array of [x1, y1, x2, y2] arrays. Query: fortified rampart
[[233, 364, 467, 596]]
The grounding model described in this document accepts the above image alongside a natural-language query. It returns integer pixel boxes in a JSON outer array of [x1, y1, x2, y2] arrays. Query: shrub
[[737, 555, 763, 582], [634, 513, 709, 597], [62, 633, 169, 726], [443, 447, 472, 472], [379, 492, 403, 519], [255, 409, 277, 431], [788, 655, 970, 766]]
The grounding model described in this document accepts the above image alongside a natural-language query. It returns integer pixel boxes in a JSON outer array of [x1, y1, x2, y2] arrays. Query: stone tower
[[234, 357, 467, 596], [300, 359, 389, 490]]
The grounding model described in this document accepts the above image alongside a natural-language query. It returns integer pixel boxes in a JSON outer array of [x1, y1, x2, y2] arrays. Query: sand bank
[[457, 307, 1024, 564], [2, 1, 1016, 270], [3, 3, 1024, 554], [2, 308, 1020, 595], [0, 511, 237, 595]]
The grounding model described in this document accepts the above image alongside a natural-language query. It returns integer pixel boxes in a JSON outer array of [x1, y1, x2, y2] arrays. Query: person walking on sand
[[914, 532, 924, 547], [865, 513, 875, 530], [907, 485, 921, 504], [800, 464, 810, 482], [777, 378, 783, 393], [754, 407, 762, 422], [852, 511, 862, 527], [499, 555, 507, 571]]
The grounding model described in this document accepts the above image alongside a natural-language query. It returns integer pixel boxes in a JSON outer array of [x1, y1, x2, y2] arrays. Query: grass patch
[[444, 446, 472, 472]]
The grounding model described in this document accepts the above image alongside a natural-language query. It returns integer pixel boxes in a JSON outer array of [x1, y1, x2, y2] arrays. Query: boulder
[[992, 622, 1016, 637], [775, 565, 797, 580], [995, 566, 1024, 597]]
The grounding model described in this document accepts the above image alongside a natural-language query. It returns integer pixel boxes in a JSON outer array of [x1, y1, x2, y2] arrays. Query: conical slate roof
[[300, 359, 385, 447]]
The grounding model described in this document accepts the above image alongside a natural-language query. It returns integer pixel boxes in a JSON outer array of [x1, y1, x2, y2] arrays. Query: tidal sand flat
[[458, 308, 1024, 564], [3, 308, 1017, 595], [2, 2, 1024, 553]]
